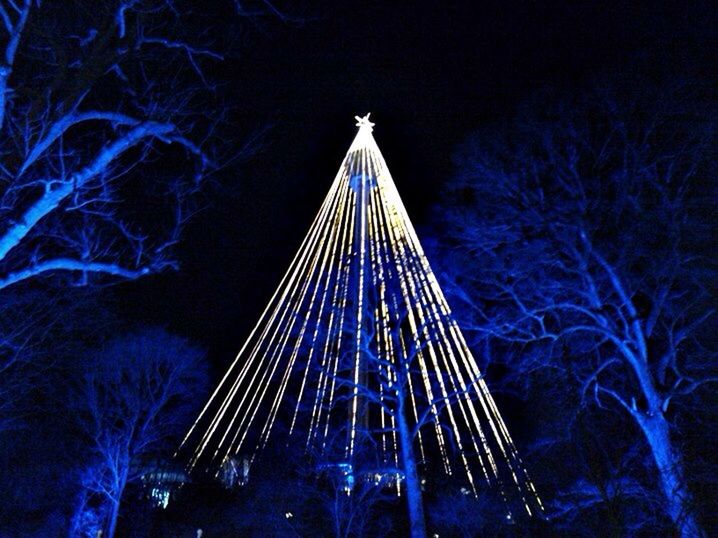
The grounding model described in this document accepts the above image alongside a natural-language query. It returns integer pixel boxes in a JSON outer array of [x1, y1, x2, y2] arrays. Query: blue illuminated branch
[[0, 121, 192, 264], [0, 0, 30, 129], [115, 1, 138, 39], [138, 37, 224, 83], [0, 258, 154, 289], [0, 0, 229, 294], [18, 111, 145, 176]]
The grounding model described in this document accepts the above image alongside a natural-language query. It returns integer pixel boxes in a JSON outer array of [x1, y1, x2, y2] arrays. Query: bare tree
[[72, 328, 207, 537], [0, 290, 117, 535], [437, 83, 717, 536], [0, 1, 230, 292]]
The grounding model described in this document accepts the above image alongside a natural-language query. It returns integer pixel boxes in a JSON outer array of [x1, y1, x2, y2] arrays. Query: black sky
[[120, 0, 716, 375]]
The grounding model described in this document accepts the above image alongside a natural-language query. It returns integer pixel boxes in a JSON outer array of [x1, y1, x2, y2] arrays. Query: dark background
[[121, 0, 716, 376]]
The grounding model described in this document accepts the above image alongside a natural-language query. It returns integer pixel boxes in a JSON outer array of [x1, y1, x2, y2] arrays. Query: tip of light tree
[[349, 113, 377, 153], [354, 113, 375, 132]]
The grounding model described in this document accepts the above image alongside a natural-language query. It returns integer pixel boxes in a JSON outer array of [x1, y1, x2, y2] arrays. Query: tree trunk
[[107, 498, 120, 538], [636, 411, 702, 537], [622, 338, 703, 537], [397, 402, 427, 538], [106, 463, 129, 538]]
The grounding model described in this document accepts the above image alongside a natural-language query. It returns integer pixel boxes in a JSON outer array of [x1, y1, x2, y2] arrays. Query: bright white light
[[182, 115, 542, 515], [150, 487, 171, 509]]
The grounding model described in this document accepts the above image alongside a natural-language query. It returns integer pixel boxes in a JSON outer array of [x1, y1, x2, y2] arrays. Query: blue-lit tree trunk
[[395, 381, 427, 538], [611, 328, 703, 537], [637, 411, 701, 537], [590, 267, 705, 537], [106, 462, 128, 538]]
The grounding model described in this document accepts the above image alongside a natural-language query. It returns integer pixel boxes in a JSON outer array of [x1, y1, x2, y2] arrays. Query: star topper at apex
[[180, 114, 542, 515]]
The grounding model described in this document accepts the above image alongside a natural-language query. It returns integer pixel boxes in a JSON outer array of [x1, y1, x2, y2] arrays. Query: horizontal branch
[[19, 111, 142, 176], [0, 258, 153, 290], [0, 121, 193, 263]]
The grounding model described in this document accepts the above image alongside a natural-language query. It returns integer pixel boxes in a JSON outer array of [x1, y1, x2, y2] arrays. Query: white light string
[[180, 115, 543, 515]]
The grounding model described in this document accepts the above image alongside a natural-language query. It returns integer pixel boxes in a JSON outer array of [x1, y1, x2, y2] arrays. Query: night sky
[[121, 0, 715, 376]]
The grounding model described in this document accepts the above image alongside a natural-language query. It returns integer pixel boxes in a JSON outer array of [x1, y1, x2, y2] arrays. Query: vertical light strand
[[374, 145, 509, 490], [348, 145, 369, 459], [374, 139, 540, 509], [253, 168, 353, 456], [365, 182, 389, 462], [182, 164, 345, 458], [375, 155, 495, 485], [312, 177, 357, 449], [372, 151, 467, 477], [304, 169, 355, 448], [366, 153, 426, 464]]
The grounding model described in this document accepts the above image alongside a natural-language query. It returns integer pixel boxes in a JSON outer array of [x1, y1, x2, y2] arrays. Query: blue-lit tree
[[72, 328, 207, 538], [0, 1, 226, 292], [0, 289, 118, 534], [0, 0, 223, 452], [437, 84, 716, 536], [0, 7, 267, 519]]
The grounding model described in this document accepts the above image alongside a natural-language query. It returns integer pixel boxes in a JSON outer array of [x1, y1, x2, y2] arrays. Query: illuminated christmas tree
[[181, 115, 542, 531]]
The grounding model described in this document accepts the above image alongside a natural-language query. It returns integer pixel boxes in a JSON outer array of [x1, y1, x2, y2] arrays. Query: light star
[[354, 113, 375, 131]]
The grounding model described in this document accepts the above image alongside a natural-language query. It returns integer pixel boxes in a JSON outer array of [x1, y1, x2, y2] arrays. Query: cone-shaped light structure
[[181, 115, 542, 515]]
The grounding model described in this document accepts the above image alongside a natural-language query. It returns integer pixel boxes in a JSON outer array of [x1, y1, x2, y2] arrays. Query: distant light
[[150, 487, 171, 509], [285, 512, 293, 519]]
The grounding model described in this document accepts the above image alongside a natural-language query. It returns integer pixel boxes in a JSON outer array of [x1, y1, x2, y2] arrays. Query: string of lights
[[180, 115, 543, 515]]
